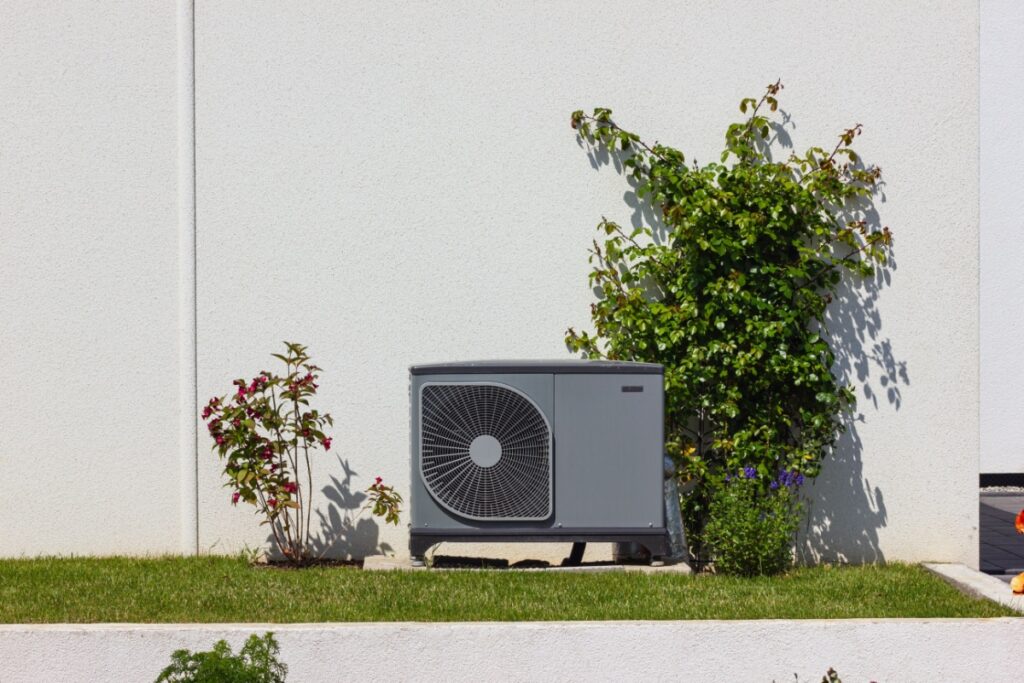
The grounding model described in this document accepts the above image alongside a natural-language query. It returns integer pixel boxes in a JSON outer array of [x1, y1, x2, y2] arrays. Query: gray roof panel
[[409, 359, 664, 375]]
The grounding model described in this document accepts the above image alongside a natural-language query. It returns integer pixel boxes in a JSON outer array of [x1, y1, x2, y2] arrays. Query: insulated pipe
[[663, 456, 691, 564]]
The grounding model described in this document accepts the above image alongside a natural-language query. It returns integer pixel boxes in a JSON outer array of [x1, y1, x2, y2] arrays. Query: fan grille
[[420, 383, 551, 520]]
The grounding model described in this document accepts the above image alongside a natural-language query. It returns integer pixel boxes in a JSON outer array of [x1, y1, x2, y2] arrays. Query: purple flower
[[743, 466, 756, 479], [775, 469, 806, 488], [724, 474, 732, 482], [770, 480, 780, 490]]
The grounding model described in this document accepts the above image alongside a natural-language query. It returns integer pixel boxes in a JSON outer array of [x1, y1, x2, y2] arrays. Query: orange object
[[1011, 573, 1024, 595], [1016, 509, 1024, 534]]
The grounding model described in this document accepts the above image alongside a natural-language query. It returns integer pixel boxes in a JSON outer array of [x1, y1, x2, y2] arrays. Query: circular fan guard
[[419, 383, 552, 520]]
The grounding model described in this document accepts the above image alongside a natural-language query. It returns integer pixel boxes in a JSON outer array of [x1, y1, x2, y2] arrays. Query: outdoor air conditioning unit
[[409, 360, 668, 564]]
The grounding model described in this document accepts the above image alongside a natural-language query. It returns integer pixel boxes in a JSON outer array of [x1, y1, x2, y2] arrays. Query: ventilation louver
[[419, 383, 552, 520]]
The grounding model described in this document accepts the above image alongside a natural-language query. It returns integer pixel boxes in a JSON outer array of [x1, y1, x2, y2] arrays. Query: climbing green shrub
[[567, 81, 892, 567]]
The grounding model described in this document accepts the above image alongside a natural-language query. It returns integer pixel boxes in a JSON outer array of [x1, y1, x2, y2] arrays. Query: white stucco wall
[[0, 2, 183, 555], [1, 1, 981, 565], [980, 0, 1024, 474], [195, 1, 979, 566]]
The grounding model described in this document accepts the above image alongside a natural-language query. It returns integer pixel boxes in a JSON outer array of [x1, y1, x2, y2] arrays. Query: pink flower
[[232, 418, 241, 428], [201, 405, 212, 419], [267, 497, 277, 508], [283, 482, 297, 495], [375, 476, 383, 485], [215, 435, 225, 445], [321, 437, 332, 451], [231, 492, 240, 505], [236, 385, 246, 399], [261, 446, 272, 460]]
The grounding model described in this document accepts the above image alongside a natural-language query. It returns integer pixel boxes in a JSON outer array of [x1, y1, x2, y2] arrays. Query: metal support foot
[[562, 542, 586, 567]]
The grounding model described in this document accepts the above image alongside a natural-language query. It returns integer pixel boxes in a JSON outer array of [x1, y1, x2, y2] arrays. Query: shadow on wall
[[799, 205, 907, 565], [579, 110, 908, 565], [265, 457, 393, 560]]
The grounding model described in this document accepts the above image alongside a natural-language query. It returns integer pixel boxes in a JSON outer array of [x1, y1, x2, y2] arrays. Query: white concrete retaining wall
[[2, 619, 1023, 682], [1, 1, 982, 565]]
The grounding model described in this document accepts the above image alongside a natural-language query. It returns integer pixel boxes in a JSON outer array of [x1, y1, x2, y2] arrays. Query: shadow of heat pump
[[409, 360, 676, 566]]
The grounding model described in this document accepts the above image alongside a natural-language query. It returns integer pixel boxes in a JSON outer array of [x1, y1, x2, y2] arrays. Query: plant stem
[[303, 440, 313, 553]]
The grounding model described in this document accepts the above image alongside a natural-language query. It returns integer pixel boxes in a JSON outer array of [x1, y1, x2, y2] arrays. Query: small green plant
[[204, 342, 401, 565], [821, 668, 843, 683], [155, 632, 287, 683], [366, 475, 403, 525], [703, 469, 802, 576], [567, 81, 892, 565]]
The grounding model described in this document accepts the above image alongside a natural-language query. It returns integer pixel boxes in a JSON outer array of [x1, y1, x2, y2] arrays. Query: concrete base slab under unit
[[362, 552, 692, 574]]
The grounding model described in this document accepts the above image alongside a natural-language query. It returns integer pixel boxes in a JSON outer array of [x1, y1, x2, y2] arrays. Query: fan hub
[[469, 434, 502, 468]]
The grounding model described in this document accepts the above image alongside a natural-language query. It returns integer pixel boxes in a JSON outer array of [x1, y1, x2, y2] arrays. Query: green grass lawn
[[0, 556, 1014, 623]]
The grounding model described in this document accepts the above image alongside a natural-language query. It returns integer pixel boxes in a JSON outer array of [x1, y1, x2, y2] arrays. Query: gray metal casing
[[409, 361, 666, 555]]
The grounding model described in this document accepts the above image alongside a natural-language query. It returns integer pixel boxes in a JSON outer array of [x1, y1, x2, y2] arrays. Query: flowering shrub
[[703, 466, 803, 576], [205, 342, 401, 565], [567, 81, 892, 566]]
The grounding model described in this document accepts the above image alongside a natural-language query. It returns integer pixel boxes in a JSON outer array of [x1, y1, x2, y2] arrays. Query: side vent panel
[[419, 383, 552, 521]]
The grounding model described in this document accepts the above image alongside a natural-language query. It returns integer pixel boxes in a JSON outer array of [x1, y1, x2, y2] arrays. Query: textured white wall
[[3, 620, 1024, 682], [194, 1, 979, 566], [981, 0, 1024, 474], [0, 2, 981, 564], [0, 2, 183, 555]]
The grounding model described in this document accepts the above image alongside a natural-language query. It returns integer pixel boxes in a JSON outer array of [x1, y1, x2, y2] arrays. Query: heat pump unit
[[409, 360, 668, 563]]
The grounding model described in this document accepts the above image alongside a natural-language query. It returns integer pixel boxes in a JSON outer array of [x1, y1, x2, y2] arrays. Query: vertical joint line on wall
[[178, 0, 199, 555]]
